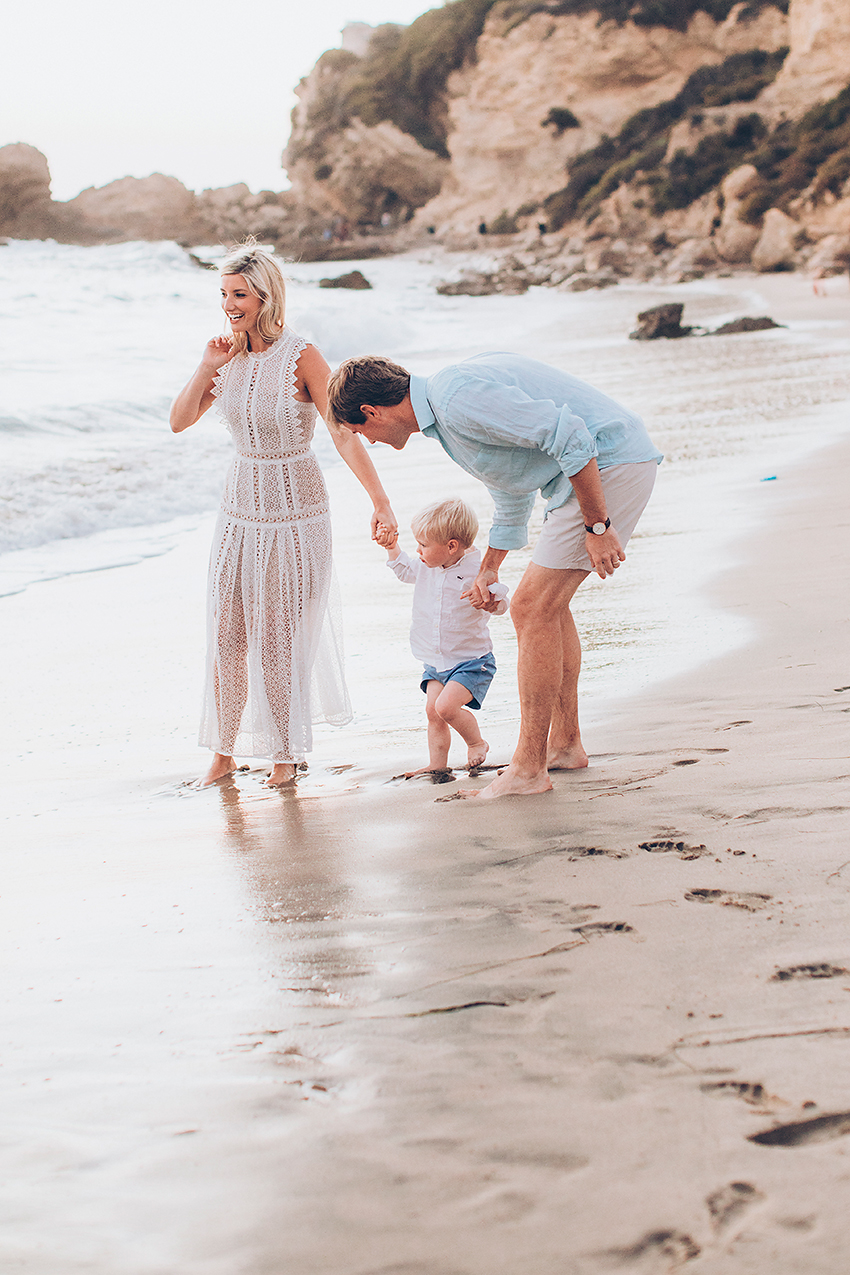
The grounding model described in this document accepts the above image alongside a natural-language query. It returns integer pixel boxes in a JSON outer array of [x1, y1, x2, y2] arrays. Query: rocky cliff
[[0, 146, 301, 250], [283, 0, 850, 275]]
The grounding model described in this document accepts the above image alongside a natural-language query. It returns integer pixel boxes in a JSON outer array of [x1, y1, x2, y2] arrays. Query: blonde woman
[[171, 244, 396, 787]]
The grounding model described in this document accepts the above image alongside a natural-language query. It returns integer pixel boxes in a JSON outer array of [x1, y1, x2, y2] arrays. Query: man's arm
[[569, 458, 625, 578], [464, 546, 508, 611]]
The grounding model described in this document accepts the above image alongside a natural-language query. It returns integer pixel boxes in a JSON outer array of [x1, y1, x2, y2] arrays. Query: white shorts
[[532, 461, 658, 571]]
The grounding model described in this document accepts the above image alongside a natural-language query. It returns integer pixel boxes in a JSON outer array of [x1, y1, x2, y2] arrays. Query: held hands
[[586, 526, 625, 579], [375, 521, 399, 551], [371, 505, 399, 542], [462, 567, 502, 613], [201, 335, 236, 372]]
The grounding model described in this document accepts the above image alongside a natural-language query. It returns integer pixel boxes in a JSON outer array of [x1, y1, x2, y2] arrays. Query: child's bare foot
[[402, 765, 453, 780], [466, 740, 489, 770], [195, 754, 237, 788], [266, 763, 297, 787]]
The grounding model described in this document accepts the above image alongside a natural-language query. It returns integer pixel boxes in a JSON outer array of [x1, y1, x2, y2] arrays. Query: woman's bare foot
[[546, 742, 589, 770], [195, 753, 238, 788], [466, 740, 489, 770], [266, 763, 297, 787], [459, 761, 553, 800]]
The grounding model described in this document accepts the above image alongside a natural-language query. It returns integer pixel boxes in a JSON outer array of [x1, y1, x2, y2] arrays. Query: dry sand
[[2, 289, 850, 1274]]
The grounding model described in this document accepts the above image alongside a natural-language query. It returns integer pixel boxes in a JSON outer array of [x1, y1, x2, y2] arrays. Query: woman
[[170, 243, 396, 787]]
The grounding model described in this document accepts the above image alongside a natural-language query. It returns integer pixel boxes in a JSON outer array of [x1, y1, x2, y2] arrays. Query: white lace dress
[[199, 328, 352, 763]]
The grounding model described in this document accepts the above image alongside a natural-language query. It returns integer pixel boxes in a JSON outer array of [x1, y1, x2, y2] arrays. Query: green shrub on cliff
[[737, 84, 850, 221], [290, 0, 789, 165], [543, 46, 788, 226], [493, 0, 787, 34]]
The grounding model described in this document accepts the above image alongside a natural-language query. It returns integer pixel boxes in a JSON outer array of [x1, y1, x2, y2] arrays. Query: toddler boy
[[379, 498, 509, 776]]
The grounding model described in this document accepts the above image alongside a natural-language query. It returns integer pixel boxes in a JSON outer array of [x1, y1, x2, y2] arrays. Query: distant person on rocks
[[170, 244, 397, 789], [326, 352, 662, 799], [379, 497, 509, 778], [477, 221, 487, 235]]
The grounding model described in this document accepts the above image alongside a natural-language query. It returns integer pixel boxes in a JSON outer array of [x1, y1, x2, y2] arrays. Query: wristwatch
[[585, 518, 611, 535]]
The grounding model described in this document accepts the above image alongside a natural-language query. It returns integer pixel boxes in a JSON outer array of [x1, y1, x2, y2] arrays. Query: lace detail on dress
[[210, 360, 230, 400], [199, 328, 351, 762]]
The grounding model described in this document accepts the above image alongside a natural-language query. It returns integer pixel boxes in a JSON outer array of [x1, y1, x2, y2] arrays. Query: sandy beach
[[2, 270, 849, 1273]]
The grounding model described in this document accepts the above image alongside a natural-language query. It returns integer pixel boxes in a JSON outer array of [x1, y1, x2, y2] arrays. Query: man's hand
[[463, 566, 502, 612], [586, 526, 625, 578]]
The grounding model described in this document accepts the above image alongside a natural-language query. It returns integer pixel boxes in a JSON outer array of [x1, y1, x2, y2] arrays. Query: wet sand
[[2, 282, 850, 1273]]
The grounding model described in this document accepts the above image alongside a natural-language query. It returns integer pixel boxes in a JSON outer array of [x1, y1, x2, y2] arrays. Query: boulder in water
[[319, 269, 372, 290], [711, 316, 783, 334], [630, 303, 692, 340]]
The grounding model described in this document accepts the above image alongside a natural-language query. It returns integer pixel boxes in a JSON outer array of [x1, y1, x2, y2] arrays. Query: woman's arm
[[298, 344, 398, 538], [170, 336, 234, 433]]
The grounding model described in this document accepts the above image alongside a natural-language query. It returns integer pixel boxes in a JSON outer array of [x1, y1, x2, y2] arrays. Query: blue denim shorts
[[420, 652, 497, 711]]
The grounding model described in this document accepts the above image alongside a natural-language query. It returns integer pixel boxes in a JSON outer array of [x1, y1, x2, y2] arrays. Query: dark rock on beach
[[436, 269, 528, 296], [630, 303, 693, 340], [711, 315, 784, 334], [318, 270, 373, 290]]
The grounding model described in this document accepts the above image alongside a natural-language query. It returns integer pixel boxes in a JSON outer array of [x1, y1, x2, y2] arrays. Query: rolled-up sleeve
[[486, 487, 536, 550]]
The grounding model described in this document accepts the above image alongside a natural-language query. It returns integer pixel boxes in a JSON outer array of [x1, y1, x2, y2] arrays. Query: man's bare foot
[[195, 754, 237, 788], [466, 740, 489, 770], [546, 742, 589, 770], [459, 762, 553, 800], [266, 763, 297, 787]]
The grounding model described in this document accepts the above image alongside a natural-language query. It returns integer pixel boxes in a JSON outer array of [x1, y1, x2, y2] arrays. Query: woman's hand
[[371, 502, 398, 541], [374, 522, 398, 549], [170, 337, 233, 433], [201, 335, 235, 372]]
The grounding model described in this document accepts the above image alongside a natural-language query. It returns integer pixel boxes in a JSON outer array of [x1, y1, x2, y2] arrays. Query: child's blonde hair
[[411, 498, 478, 548]]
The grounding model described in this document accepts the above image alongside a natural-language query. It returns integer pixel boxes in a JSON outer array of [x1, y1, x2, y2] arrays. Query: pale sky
[[2, 0, 434, 201]]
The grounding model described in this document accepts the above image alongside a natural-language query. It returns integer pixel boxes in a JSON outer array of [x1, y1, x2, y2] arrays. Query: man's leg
[[468, 564, 588, 798], [547, 602, 589, 770]]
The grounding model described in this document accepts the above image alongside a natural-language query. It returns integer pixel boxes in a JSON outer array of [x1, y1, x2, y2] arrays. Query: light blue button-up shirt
[[409, 352, 662, 550]]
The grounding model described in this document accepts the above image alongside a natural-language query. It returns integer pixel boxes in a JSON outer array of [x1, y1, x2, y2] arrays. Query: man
[[326, 352, 662, 799]]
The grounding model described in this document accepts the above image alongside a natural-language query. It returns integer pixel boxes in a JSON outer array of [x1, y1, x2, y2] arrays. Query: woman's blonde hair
[[411, 498, 479, 548], [219, 240, 286, 354]]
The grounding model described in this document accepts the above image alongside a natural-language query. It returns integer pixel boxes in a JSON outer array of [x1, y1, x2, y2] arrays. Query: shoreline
[[2, 272, 850, 1272]]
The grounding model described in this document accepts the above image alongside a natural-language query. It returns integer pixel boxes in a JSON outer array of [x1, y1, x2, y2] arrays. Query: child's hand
[[375, 522, 399, 550]]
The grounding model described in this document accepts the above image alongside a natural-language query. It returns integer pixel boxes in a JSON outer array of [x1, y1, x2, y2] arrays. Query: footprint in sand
[[700, 1080, 777, 1108], [706, 1181, 763, 1230], [640, 839, 708, 860], [684, 888, 772, 911], [573, 920, 635, 938], [771, 962, 849, 981], [749, 1110, 850, 1147], [602, 1229, 700, 1269]]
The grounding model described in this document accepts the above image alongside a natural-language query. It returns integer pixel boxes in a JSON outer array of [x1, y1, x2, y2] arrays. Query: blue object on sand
[[761, 476, 777, 482]]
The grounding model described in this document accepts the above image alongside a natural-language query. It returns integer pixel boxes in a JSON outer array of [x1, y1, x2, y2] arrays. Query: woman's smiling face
[[220, 274, 263, 334]]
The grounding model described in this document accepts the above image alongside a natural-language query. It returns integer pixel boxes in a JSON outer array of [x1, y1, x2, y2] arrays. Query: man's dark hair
[[326, 356, 411, 426]]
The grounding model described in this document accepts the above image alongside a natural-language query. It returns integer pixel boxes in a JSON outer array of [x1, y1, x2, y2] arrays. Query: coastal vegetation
[[291, 0, 789, 163], [542, 47, 797, 226]]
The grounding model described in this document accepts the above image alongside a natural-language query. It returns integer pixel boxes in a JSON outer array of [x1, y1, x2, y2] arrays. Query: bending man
[[327, 352, 662, 798]]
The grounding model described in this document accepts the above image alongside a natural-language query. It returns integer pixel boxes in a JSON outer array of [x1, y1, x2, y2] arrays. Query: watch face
[[592, 522, 607, 535]]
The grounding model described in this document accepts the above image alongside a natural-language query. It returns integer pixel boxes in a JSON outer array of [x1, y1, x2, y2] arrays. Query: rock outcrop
[[65, 174, 207, 243], [758, 0, 850, 115], [280, 0, 849, 277], [416, 3, 789, 237], [0, 146, 300, 249]]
